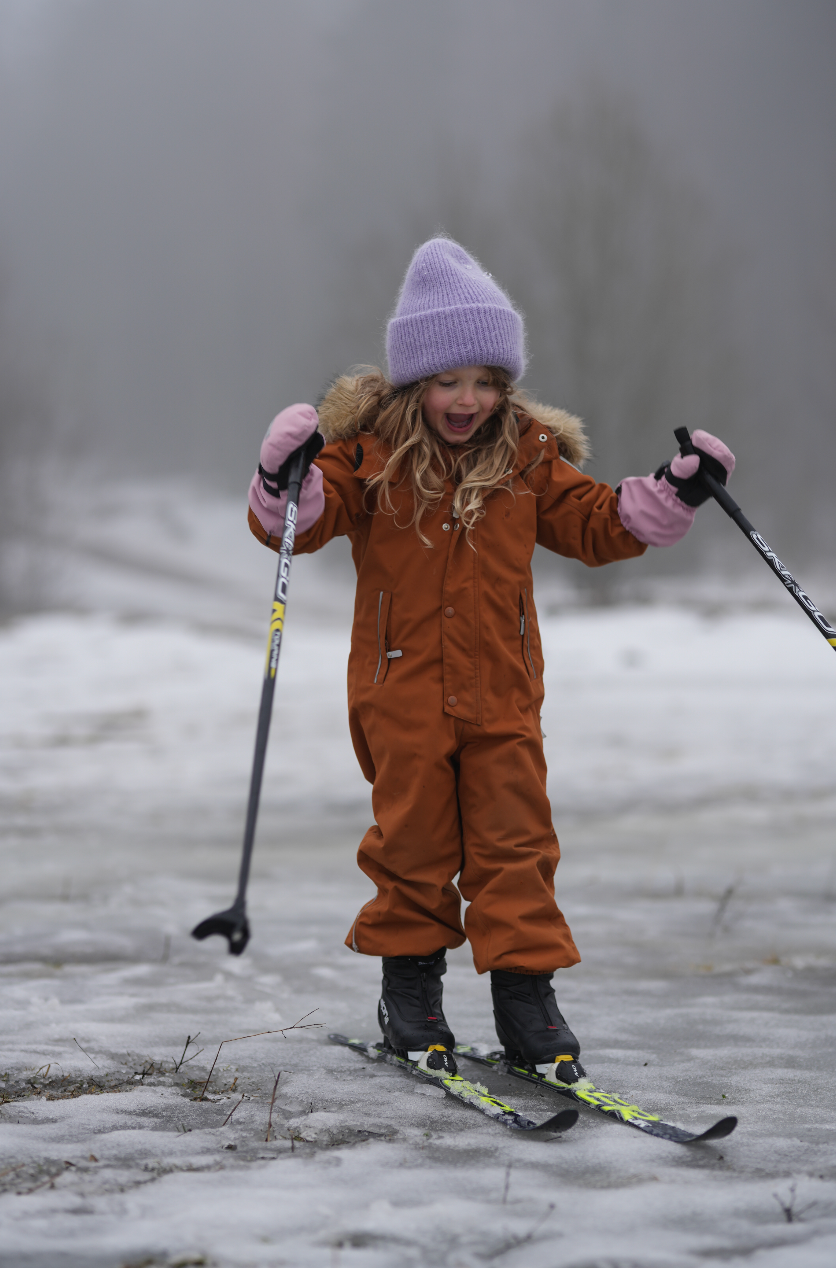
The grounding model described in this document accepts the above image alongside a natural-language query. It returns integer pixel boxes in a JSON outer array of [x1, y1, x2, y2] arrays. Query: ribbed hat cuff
[[387, 304, 525, 387]]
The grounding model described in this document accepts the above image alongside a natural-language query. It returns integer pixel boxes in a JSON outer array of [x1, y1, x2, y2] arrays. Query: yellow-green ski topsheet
[[330, 1035, 577, 1133], [519, 1066, 660, 1124]]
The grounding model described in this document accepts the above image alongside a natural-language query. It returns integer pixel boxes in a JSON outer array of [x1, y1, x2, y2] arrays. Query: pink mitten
[[617, 430, 735, 547], [248, 403, 325, 536]]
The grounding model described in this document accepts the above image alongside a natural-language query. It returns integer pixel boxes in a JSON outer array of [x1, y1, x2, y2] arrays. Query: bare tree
[[513, 89, 740, 489], [318, 86, 742, 595], [0, 284, 54, 612]]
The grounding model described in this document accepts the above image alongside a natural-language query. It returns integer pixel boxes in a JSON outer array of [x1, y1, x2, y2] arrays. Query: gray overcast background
[[0, 0, 834, 585]]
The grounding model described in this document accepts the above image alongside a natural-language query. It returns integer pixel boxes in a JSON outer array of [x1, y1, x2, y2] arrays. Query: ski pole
[[191, 430, 325, 954], [674, 426, 836, 652]]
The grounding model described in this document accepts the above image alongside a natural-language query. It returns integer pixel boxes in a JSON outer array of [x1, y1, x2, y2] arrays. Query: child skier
[[247, 237, 734, 1078]]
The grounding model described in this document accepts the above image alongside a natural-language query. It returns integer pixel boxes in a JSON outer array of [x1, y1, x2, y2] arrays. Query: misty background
[[0, 0, 834, 611]]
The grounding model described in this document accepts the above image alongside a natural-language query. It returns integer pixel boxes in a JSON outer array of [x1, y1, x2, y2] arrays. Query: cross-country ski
[[5, 19, 834, 1262], [455, 1046, 738, 1144], [329, 1034, 579, 1134]]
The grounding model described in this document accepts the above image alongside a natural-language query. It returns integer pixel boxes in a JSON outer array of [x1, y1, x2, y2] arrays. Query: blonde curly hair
[[345, 367, 543, 546]]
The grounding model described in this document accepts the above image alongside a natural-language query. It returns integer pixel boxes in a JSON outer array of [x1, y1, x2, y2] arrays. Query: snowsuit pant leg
[[345, 703, 580, 974]]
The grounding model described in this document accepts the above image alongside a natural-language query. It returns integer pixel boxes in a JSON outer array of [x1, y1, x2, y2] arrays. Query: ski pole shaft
[[233, 450, 306, 906], [674, 427, 836, 651]]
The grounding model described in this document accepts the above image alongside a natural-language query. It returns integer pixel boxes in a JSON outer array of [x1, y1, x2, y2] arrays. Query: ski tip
[[537, 1107, 579, 1133], [328, 1033, 350, 1045], [695, 1115, 738, 1142]]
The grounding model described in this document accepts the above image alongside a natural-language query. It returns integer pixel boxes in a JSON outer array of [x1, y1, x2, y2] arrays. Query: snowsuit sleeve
[[530, 454, 647, 567], [247, 436, 368, 555]]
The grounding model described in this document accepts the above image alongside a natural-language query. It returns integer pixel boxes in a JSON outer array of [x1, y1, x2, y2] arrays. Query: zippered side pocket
[[374, 590, 393, 684], [519, 589, 537, 680]]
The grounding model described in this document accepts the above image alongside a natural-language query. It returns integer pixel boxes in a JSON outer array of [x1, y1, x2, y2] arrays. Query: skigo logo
[[277, 503, 298, 597], [264, 504, 299, 677], [749, 531, 836, 637]]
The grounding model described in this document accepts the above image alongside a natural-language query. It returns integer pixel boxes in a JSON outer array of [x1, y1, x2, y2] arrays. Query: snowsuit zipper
[[520, 589, 537, 680], [374, 591, 401, 683], [374, 590, 385, 683]]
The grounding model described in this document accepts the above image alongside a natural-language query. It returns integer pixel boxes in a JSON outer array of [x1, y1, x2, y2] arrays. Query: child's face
[[422, 366, 500, 446]]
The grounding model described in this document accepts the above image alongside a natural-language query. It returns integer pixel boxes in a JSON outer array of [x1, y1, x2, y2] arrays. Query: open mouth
[[445, 413, 477, 432]]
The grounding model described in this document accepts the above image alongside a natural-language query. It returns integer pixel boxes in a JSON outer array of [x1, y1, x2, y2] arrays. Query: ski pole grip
[[672, 426, 741, 518], [285, 430, 323, 502], [260, 430, 325, 498], [673, 426, 695, 457]]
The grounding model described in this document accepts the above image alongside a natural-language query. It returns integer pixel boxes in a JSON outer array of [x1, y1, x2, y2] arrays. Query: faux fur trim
[[316, 374, 590, 468], [316, 375, 370, 444], [510, 391, 590, 468]]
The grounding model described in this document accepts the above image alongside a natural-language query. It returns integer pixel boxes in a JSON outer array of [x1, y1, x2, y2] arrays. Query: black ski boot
[[491, 970, 585, 1082], [378, 949, 458, 1074]]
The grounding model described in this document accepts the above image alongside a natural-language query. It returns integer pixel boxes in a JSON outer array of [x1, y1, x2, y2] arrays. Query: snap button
[[539, 433, 548, 443], [454, 523, 460, 530], [442, 523, 450, 531], [447, 695, 458, 707], [444, 606, 455, 618], [452, 509, 460, 518]]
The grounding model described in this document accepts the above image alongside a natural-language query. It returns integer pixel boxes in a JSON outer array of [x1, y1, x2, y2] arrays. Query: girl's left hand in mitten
[[617, 429, 735, 547]]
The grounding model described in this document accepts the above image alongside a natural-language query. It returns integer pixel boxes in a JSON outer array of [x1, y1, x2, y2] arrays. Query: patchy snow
[[2, 483, 836, 1267]]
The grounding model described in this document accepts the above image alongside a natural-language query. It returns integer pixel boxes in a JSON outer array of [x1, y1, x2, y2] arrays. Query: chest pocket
[[519, 588, 538, 681], [373, 590, 402, 684]]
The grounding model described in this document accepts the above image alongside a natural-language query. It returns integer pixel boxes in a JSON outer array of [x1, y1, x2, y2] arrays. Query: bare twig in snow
[[173, 1034, 203, 1073], [773, 1182, 818, 1224], [221, 1095, 246, 1128], [501, 1162, 511, 1205], [265, 1072, 282, 1142], [197, 1011, 321, 1100], [490, 1202, 556, 1257], [72, 1039, 99, 1069], [512, 1203, 556, 1249], [710, 884, 736, 939]]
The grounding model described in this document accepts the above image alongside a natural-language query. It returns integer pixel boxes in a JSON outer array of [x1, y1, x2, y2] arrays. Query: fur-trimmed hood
[[317, 374, 590, 468]]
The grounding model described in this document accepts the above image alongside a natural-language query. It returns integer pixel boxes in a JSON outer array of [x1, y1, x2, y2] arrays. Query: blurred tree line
[[0, 0, 833, 610], [0, 286, 53, 611], [314, 85, 744, 594]]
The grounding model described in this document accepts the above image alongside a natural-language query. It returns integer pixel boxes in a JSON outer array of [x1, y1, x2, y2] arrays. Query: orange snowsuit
[[249, 378, 646, 973]]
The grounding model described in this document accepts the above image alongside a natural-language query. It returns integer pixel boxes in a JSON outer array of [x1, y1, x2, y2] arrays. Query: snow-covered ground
[[2, 484, 836, 1267]]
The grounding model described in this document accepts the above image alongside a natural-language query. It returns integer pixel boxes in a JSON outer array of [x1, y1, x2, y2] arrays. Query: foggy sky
[[0, 0, 834, 559]]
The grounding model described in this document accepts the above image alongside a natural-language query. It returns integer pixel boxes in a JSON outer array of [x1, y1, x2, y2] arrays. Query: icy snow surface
[[2, 484, 836, 1267]]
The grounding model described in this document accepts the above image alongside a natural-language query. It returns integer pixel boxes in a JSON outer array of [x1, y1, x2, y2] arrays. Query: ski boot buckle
[[415, 1045, 458, 1075], [535, 1053, 586, 1084]]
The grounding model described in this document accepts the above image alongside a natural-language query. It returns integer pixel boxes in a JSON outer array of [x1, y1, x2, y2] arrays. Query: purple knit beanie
[[386, 237, 526, 387]]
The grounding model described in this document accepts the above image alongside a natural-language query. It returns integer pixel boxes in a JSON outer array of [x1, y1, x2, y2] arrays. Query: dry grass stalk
[[265, 1072, 282, 1142], [196, 1010, 320, 1100], [221, 1095, 246, 1128], [72, 1038, 99, 1069]]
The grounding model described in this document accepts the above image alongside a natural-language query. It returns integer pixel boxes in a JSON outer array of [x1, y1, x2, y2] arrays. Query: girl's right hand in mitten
[[248, 404, 325, 536]]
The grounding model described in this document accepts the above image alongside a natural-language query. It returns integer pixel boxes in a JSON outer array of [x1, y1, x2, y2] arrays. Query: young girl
[[248, 237, 734, 1078]]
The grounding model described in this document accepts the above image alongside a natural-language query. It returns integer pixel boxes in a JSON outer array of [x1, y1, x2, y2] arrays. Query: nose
[[456, 388, 476, 408]]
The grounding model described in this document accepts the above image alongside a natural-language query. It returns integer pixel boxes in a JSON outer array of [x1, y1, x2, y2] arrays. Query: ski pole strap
[[674, 427, 836, 650]]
